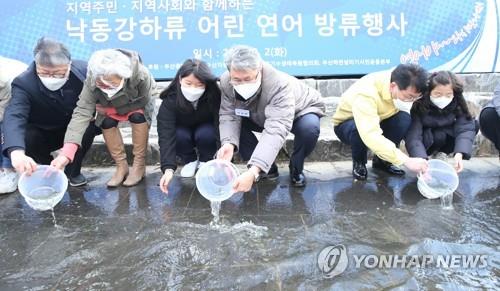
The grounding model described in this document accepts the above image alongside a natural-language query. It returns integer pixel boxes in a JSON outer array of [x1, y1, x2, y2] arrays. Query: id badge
[[235, 108, 250, 117]]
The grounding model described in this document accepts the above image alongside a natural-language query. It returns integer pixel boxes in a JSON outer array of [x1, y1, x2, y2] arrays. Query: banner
[[0, 0, 498, 79]]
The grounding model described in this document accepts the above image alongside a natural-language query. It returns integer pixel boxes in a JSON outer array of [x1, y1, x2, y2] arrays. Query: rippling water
[[0, 162, 498, 290]]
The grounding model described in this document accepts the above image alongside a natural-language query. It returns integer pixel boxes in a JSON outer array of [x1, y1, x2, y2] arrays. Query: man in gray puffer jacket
[[217, 45, 325, 190]]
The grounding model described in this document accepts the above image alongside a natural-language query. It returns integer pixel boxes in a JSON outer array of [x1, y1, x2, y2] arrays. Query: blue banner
[[0, 0, 499, 79]]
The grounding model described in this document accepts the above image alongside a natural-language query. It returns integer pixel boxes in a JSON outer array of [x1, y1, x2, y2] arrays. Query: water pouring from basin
[[417, 159, 459, 209], [195, 159, 240, 221], [18, 165, 68, 211]]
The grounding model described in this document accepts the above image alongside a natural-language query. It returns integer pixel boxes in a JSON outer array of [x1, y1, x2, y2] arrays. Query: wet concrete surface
[[0, 159, 499, 290]]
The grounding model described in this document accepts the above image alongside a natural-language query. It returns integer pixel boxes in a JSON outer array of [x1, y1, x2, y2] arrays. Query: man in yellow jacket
[[333, 64, 429, 180]]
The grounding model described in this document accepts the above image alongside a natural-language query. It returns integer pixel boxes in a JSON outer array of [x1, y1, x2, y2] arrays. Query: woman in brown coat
[[51, 49, 155, 187]]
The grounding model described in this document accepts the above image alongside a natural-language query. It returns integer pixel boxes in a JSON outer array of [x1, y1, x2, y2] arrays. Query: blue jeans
[[0, 122, 13, 168], [176, 122, 217, 163], [238, 113, 321, 173], [334, 111, 411, 164]]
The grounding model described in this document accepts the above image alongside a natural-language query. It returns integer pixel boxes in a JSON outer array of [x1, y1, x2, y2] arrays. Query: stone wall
[[82, 73, 499, 166]]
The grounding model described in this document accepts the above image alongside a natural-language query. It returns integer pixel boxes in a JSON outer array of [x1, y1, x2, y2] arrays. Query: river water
[[0, 161, 498, 290]]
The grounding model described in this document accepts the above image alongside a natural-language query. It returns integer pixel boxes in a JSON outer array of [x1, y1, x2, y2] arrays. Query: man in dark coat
[[1, 37, 99, 186]]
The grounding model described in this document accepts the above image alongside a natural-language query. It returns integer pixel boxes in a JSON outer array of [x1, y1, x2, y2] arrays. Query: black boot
[[289, 163, 306, 187], [372, 156, 405, 176], [352, 161, 367, 180], [257, 163, 279, 181]]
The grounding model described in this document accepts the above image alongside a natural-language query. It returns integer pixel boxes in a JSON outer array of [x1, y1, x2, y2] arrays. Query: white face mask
[[39, 77, 68, 91], [394, 98, 413, 113], [38, 65, 70, 91], [100, 78, 124, 99], [181, 85, 205, 102], [430, 96, 453, 109], [234, 78, 261, 100]]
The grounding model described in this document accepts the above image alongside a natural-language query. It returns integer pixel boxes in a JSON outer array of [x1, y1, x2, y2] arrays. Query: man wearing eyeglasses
[[333, 64, 429, 180], [1, 37, 99, 186], [217, 45, 325, 191]]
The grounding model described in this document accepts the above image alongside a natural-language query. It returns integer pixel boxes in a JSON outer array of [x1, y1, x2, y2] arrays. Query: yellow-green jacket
[[333, 71, 407, 166]]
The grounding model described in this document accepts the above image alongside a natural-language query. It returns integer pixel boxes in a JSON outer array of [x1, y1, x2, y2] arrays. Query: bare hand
[[232, 170, 255, 193], [454, 153, 464, 173], [159, 170, 174, 194], [50, 155, 70, 170], [404, 157, 428, 174], [10, 150, 37, 175], [216, 143, 235, 161]]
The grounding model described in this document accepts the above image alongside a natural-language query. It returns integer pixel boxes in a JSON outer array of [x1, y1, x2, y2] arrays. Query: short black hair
[[390, 64, 428, 93]]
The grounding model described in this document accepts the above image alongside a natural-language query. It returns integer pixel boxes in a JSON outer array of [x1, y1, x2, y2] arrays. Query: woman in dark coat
[[157, 59, 221, 194], [405, 71, 478, 172]]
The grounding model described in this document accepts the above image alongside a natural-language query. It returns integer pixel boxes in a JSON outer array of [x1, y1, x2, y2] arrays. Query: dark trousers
[[427, 120, 480, 156], [427, 132, 455, 155], [0, 122, 12, 168], [238, 113, 321, 173], [334, 111, 411, 164], [24, 122, 99, 177], [479, 107, 500, 151], [176, 122, 217, 163]]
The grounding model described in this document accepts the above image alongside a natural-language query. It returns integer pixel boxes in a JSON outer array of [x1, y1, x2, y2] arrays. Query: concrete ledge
[[81, 133, 498, 167]]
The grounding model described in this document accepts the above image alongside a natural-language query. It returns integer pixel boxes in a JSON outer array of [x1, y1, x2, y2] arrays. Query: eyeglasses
[[401, 92, 422, 102], [37, 72, 67, 79], [229, 72, 260, 86], [96, 77, 122, 89], [36, 64, 70, 79]]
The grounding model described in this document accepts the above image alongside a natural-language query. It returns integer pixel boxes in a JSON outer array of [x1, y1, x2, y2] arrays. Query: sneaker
[[69, 174, 88, 187], [180, 160, 199, 178], [352, 161, 367, 180], [0, 169, 19, 194]]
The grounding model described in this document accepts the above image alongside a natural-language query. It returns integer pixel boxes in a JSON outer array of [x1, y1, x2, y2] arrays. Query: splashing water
[[208, 201, 268, 237], [219, 221, 268, 238]]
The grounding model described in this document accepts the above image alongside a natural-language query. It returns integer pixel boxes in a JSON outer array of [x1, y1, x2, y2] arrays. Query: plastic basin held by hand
[[18, 165, 68, 211], [417, 159, 459, 199], [196, 159, 240, 201]]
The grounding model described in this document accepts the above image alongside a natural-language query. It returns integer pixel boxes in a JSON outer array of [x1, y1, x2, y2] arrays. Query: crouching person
[[51, 49, 155, 187], [216, 45, 325, 191], [479, 83, 500, 161], [333, 64, 429, 180], [0, 56, 27, 193], [157, 59, 221, 194], [2, 37, 99, 187], [405, 71, 479, 172]]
